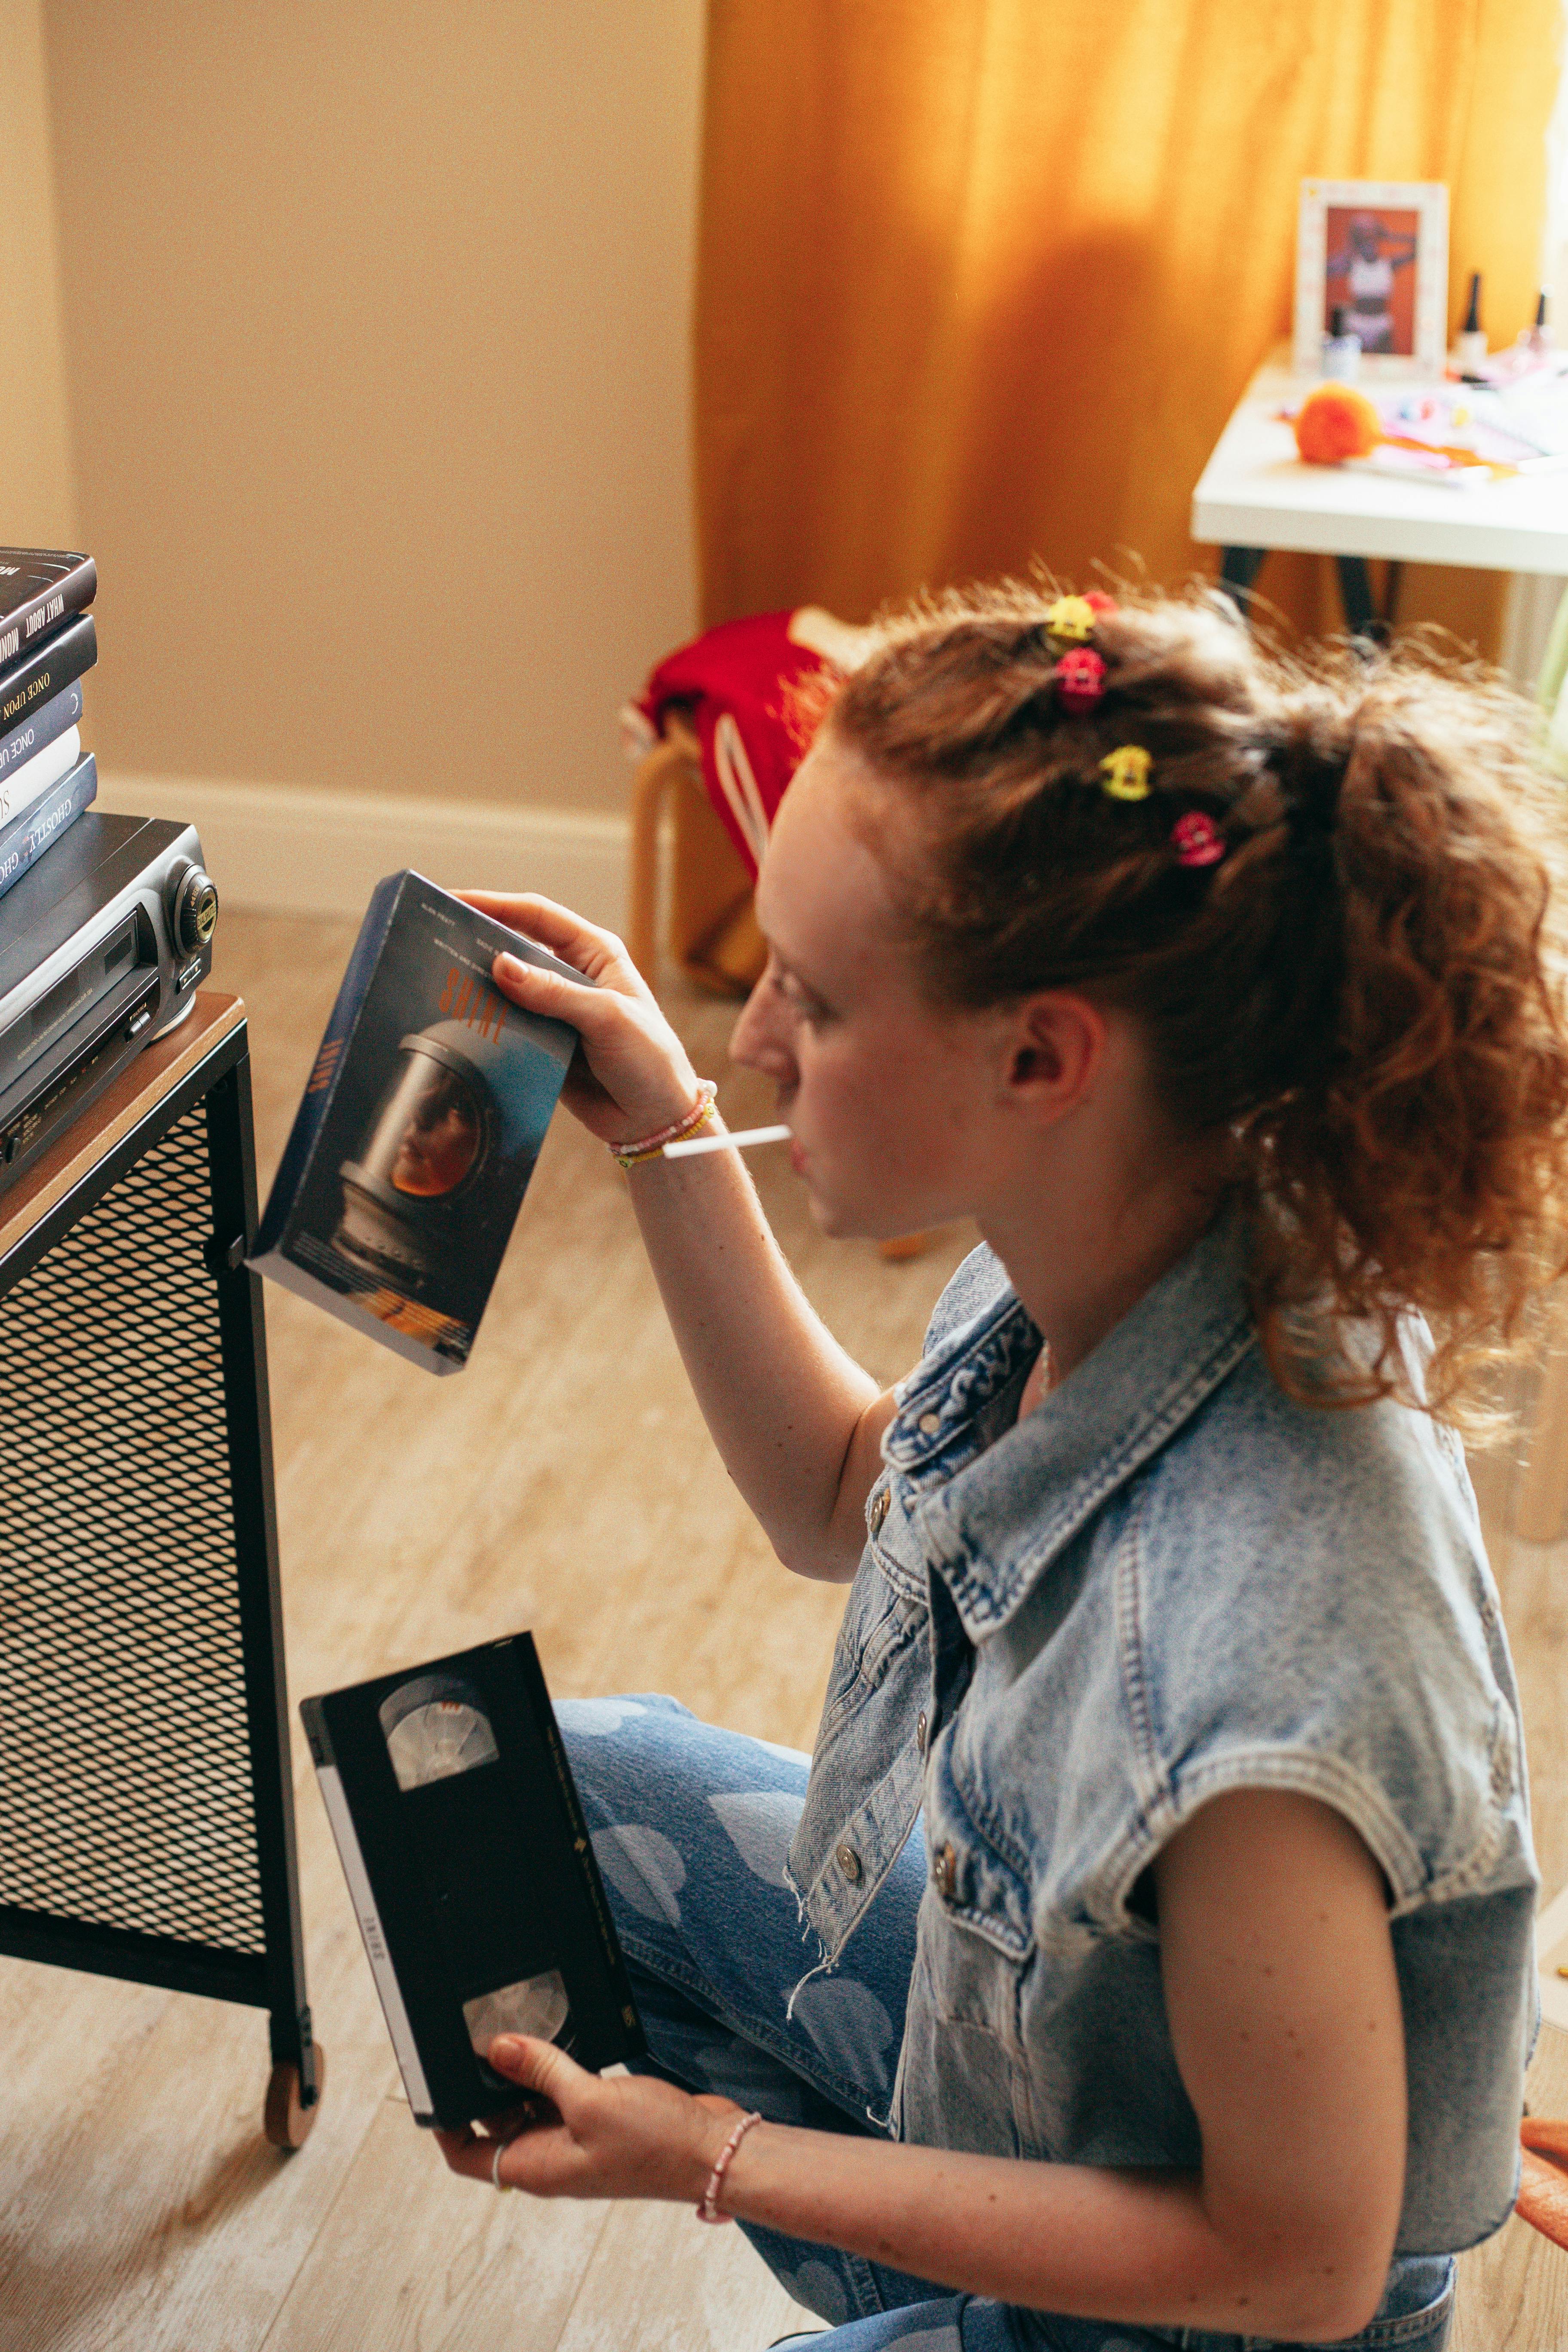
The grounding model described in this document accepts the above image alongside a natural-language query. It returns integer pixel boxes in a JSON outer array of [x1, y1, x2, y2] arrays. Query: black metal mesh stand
[[0, 1011, 319, 2140]]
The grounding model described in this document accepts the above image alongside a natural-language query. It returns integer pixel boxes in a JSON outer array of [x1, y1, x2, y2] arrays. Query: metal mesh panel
[[0, 1103, 266, 1954]]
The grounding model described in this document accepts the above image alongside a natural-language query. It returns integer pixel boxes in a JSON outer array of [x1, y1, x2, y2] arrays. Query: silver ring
[[491, 2136, 512, 2191]]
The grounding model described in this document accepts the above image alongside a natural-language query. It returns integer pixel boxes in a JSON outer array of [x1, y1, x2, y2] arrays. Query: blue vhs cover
[[0, 751, 98, 904], [252, 872, 589, 1372]]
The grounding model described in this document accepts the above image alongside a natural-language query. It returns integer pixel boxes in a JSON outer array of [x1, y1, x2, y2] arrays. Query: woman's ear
[[1000, 994, 1108, 1125]]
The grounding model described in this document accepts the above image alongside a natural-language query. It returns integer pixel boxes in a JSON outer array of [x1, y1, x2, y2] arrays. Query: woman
[[443, 585, 1566, 2350], [1324, 212, 1419, 357]]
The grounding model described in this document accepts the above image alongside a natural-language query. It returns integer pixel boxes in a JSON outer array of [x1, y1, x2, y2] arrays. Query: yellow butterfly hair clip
[[1099, 744, 1152, 801], [1045, 595, 1099, 646]]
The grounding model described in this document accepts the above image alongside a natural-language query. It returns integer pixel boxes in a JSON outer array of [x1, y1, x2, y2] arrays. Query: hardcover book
[[301, 1633, 644, 2130], [0, 549, 96, 669], [0, 753, 98, 905], [0, 725, 80, 834], [0, 678, 83, 807], [0, 612, 97, 735], [251, 871, 588, 1372]]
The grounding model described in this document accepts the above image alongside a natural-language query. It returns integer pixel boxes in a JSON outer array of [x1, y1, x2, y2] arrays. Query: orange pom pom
[[1293, 384, 1382, 465]]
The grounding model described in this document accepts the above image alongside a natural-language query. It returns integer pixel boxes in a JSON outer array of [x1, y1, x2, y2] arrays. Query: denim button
[[836, 1842, 863, 1883], [934, 1842, 958, 1900], [869, 1488, 890, 1537], [918, 1412, 942, 1435]]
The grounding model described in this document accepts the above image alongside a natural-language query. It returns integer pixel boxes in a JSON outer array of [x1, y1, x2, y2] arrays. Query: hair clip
[[1100, 744, 1152, 801], [1045, 595, 1099, 646], [1054, 647, 1106, 712], [1171, 811, 1225, 867]]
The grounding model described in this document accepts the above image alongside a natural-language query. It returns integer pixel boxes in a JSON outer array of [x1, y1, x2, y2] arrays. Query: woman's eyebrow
[[773, 948, 833, 1004]]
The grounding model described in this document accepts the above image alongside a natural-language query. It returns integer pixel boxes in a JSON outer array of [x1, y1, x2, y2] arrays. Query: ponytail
[[823, 584, 1568, 1425]]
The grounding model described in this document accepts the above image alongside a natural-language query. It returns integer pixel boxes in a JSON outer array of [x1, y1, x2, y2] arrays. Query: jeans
[[557, 1694, 1456, 2352]]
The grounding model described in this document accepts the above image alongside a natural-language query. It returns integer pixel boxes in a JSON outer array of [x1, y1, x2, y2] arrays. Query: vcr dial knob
[[169, 864, 219, 955]]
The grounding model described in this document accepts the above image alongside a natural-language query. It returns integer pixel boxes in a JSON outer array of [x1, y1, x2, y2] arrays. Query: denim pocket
[[922, 1740, 1035, 1963], [819, 1568, 926, 1743]]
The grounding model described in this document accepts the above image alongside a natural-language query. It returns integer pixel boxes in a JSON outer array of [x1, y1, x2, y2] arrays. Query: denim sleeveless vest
[[787, 1214, 1537, 2258]]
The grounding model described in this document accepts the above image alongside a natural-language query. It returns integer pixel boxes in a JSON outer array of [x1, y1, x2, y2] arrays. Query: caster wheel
[[264, 2046, 327, 2149]]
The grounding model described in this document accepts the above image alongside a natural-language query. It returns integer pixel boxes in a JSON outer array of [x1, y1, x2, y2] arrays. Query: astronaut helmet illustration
[[334, 1020, 518, 1289]]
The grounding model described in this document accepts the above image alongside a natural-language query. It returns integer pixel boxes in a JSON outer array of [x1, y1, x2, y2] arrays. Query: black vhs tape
[[302, 1634, 644, 2131]]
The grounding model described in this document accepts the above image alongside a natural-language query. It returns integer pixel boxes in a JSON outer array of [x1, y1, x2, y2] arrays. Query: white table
[[1191, 352, 1568, 632]]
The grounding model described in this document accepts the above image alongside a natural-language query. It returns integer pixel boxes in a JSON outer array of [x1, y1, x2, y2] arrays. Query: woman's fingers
[[435, 2057, 740, 2204], [488, 2031, 590, 2107], [490, 952, 606, 1019], [434, 2038, 601, 2193], [453, 891, 708, 1141], [456, 892, 647, 995], [488, 954, 704, 1141]]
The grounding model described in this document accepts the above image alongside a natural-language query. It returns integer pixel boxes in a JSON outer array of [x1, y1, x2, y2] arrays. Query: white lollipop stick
[[662, 1123, 792, 1159]]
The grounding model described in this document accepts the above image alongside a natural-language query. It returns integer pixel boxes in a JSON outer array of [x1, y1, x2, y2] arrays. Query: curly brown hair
[[818, 580, 1568, 1427]]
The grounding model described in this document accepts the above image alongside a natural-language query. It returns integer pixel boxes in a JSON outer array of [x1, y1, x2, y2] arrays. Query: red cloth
[[636, 611, 831, 879]]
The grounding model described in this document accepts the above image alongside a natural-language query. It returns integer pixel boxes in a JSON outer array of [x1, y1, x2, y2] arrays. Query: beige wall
[[1, 0, 77, 546], [42, 0, 703, 816]]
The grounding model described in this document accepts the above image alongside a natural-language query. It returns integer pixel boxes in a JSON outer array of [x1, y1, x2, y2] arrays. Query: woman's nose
[[730, 977, 793, 1076]]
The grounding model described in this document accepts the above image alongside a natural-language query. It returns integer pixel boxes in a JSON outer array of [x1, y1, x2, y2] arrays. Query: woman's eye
[[766, 958, 830, 1025], [782, 978, 828, 1023]]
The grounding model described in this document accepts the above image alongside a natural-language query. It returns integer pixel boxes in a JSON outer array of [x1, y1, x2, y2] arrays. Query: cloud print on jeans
[[557, 1698, 647, 1736], [707, 1788, 806, 1885], [590, 1822, 686, 1925], [790, 1974, 895, 2077]]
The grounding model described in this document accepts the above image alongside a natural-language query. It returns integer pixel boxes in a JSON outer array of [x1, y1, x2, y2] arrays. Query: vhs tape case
[[251, 872, 587, 1371]]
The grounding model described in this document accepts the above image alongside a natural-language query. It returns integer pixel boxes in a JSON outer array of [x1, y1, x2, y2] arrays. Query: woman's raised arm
[[462, 891, 889, 1581]]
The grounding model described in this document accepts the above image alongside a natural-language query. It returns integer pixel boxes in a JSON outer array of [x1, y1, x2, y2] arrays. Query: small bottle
[[1321, 305, 1362, 381], [1452, 271, 1488, 373], [1526, 288, 1554, 359]]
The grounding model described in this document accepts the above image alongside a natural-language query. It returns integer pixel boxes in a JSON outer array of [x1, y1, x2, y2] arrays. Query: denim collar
[[883, 1208, 1257, 1637]]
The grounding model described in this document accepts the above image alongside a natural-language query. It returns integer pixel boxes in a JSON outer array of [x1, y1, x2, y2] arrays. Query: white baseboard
[[93, 772, 631, 929]]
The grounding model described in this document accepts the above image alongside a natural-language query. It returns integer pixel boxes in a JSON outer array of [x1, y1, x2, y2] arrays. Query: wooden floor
[[0, 910, 1565, 2350]]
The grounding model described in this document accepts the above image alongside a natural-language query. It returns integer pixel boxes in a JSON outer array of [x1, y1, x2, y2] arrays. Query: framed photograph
[[1294, 180, 1449, 377]]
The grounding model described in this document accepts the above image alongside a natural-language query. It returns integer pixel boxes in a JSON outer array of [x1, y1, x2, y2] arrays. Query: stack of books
[[0, 550, 99, 909]]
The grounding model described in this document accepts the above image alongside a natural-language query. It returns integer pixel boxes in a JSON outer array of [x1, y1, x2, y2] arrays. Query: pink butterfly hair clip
[[1171, 811, 1225, 868], [1054, 647, 1106, 712]]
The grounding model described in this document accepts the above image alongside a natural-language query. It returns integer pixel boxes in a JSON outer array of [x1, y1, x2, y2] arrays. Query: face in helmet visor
[[358, 1050, 484, 1201]]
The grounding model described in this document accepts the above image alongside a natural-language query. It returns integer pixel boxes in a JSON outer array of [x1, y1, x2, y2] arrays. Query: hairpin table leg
[[1219, 546, 1267, 610]]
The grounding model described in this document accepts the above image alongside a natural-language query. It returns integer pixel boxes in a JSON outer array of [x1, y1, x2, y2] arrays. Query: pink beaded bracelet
[[609, 1081, 719, 1170], [696, 2108, 763, 2223]]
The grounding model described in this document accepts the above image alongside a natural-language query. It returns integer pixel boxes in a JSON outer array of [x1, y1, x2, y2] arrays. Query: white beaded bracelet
[[609, 1081, 719, 1170], [695, 2108, 763, 2223]]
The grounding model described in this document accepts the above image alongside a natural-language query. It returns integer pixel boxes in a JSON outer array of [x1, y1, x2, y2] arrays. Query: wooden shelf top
[[0, 989, 246, 1264]]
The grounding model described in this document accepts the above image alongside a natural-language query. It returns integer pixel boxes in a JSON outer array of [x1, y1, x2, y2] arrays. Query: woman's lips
[[788, 1138, 808, 1175]]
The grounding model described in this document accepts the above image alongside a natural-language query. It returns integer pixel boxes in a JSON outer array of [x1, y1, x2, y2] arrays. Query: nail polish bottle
[[1525, 289, 1554, 359], [1452, 272, 1488, 373], [1321, 306, 1362, 381]]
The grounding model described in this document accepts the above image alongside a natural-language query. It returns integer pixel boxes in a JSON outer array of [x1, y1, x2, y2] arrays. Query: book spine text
[[0, 677, 82, 793], [0, 725, 82, 830], [0, 755, 97, 903], [0, 613, 98, 731]]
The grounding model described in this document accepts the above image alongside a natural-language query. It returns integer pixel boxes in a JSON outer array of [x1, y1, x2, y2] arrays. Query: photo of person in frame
[[1324, 206, 1420, 354]]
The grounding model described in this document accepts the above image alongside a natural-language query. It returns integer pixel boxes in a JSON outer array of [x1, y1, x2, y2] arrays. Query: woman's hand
[[456, 892, 709, 1148], [434, 2033, 740, 2203]]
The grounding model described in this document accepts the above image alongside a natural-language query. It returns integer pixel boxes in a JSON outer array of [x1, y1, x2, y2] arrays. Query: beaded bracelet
[[695, 2108, 763, 2223], [609, 1080, 719, 1170]]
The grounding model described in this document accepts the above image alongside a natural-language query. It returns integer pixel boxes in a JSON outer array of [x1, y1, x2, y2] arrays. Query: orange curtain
[[675, 0, 1559, 977]]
